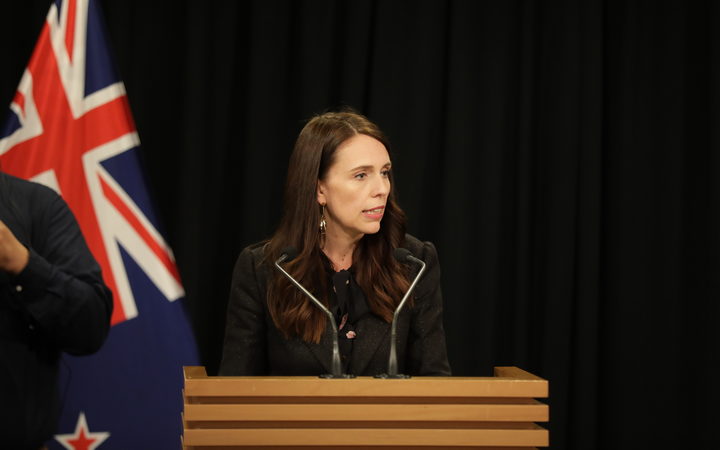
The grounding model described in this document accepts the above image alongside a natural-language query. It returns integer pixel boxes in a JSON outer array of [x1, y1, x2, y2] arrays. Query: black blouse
[[327, 265, 370, 372]]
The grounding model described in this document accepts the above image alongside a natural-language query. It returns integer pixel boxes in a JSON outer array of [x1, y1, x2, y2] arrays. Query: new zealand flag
[[0, 0, 199, 448]]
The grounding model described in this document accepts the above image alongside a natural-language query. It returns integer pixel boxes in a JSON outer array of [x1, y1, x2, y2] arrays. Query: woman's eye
[[381, 169, 391, 177], [354, 173, 366, 179]]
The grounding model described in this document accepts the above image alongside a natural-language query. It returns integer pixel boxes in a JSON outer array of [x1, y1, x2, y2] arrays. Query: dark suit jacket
[[219, 234, 451, 376]]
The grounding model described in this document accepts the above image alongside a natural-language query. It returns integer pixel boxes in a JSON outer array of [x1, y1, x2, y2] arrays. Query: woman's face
[[317, 134, 391, 244]]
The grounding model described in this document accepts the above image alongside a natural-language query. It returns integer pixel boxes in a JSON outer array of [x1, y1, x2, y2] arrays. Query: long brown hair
[[265, 110, 410, 343]]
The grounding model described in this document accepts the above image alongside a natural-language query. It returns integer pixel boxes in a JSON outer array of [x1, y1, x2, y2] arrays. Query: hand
[[0, 220, 30, 275]]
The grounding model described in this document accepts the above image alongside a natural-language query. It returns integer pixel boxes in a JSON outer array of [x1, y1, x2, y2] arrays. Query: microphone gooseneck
[[274, 248, 353, 379], [376, 248, 427, 379]]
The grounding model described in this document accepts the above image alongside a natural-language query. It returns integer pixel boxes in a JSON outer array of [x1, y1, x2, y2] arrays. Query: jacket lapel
[[350, 315, 391, 376]]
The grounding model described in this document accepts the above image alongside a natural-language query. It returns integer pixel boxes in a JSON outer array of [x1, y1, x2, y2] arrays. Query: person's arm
[[6, 194, 112, 355], [406, 240, 451, 376], [218, 246, 268, 375]]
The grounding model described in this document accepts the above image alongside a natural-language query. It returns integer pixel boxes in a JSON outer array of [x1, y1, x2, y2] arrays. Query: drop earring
[[319, 204, 327, 248]]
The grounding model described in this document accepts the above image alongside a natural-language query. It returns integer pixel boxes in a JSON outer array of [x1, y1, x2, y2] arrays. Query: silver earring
[[319, 205, 327, 234], [319, 205, 327, 248]]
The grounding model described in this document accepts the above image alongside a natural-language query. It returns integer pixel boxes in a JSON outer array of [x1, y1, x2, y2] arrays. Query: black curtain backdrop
[[2, 1, 718, 448]]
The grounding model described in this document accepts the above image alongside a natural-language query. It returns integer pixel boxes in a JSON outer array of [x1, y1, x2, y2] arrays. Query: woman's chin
[[362, 224, 382, 235]]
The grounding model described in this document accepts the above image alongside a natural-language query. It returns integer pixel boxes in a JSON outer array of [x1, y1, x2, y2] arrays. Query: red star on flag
[[55, 412, 110, 450]]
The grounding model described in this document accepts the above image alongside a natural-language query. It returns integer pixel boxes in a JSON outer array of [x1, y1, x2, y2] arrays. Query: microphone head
[[281, 246, 299, 263], [393, 247, 413, 263]]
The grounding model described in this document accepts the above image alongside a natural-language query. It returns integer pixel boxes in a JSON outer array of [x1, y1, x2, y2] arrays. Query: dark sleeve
[[10, 194, 112, 355], [218, 246, 268, 375], [407, 241, 451, 376]]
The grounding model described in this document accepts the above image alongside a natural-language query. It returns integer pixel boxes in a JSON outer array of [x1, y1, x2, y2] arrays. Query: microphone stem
[[388, 256, 426, 376], [275, 256, 343, 377]]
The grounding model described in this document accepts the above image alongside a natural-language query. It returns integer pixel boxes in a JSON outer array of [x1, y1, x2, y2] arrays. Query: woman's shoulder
[[233, 240, 271, 272], [243, 240, 269, 256], [401, 233, 438, 260]]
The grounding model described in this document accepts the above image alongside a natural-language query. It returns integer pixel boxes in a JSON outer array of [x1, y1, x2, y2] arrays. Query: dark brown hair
[[265, 110, 410, 343]]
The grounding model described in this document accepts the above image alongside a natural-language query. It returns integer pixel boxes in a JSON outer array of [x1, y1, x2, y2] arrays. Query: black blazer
[[219, 234, 451, 376]]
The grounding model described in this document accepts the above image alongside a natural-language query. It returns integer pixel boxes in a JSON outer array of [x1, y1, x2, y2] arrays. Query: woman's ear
[[316, 180, 326, 205]]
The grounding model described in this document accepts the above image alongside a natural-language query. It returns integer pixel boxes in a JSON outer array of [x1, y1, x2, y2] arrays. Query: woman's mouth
[[362, 206, 385, 219]]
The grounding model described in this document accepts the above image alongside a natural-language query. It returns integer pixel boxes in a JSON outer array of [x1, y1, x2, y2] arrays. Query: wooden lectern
[[182, 366, 549, 449]]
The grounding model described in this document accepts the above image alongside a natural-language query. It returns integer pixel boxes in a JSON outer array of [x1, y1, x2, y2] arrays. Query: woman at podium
[[219, 110, 450, 377]]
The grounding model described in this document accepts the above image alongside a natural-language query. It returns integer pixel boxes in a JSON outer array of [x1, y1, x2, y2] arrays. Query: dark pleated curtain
[[1, 1, 718, 448]]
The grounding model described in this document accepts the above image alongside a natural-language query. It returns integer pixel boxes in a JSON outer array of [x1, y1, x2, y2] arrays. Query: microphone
[[274, 247, 354, 379], [375, 248, 427, 379]]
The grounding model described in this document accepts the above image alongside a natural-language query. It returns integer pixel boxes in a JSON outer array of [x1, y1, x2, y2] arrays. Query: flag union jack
[[0, 0, 184, 325], [2, 1, 199, 447]]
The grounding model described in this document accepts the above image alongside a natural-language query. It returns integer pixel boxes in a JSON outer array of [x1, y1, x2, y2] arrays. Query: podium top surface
[[183, 366, 548, 398]]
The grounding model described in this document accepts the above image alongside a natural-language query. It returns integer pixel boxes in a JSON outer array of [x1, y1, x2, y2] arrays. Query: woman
[[219, 110, 450, 376]]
